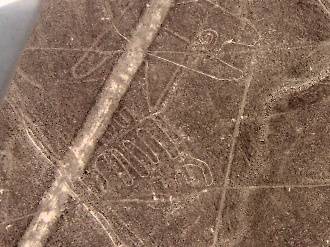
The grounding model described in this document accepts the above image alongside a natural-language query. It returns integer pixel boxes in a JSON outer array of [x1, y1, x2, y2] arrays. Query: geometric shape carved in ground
[[1, 0, 330, 246]]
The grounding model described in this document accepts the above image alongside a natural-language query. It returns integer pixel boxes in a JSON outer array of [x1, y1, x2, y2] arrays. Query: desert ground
[[0, 0, 330, 246]]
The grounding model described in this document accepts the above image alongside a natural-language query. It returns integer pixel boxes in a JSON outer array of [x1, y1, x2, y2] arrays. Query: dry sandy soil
[[1, 0, 330, 246]]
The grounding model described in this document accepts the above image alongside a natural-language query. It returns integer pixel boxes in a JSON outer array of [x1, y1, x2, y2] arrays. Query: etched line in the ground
[[108, 197, 175, 205], [18, 1, 174, 246], [76, 177, 101, 200], [152, 114, 183, 144], [143, 60, 152, 112], [148, 49, 249, 55], [83, 201, 146, 246], [23, 128, 57, 169], [71, 29, 124, 80], [109, 208, 145, 246], [17, 113, 57, 167], [216, 56, 244, 73], [183, 161, 214, 186], [108, 188, 211, 205], [104, 0, 129, 41], [6, 100, 60, 169], [151, 10, 212, 113], [318, 0, 330, 17], [305, 177, 330, 184], [163, 27, 191, 44], [176, 0, 199, 5], [95, 150, 134, 187], [93, 152, 110, 186], [217, 189, 250, 247], [106, 107, 136, 142], [25, 47, 124, 56], [202, 0, 261, 45], [115, 0, 136, 19], [231, 183, 330, 190], [0, 189, 9, 225], [147, 52, 238, 82], [147, 24, 195, 111], [0, 212, 37, 226], [149, 50, 207, 55], [198, 28, 218, 46], [122, 140, 152, 177], [68, 187, 123, 247], [81, 203, 123, 246], [24, 41, 329, 57], [151, 57, 185, 112], [97, 117, 182, 188], [105, 181, 330, 204], [113, 107, 135, 129], [212, 54, 257, 247], [95, 115, 214, 189], [181, 215, 201, 238], [229, 40, 257, 48], [16, 68, 42, 90], [202, 0, 233, 16], [101, 181, 330, 206], [137, 118, 180, 159], [102, 117, 144, 146], [260, 41, 330, 52], [100, 182, 330, 205]]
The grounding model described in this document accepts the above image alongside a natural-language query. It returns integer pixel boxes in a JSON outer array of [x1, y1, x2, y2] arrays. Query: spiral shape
[[198, 28, 219, 46]]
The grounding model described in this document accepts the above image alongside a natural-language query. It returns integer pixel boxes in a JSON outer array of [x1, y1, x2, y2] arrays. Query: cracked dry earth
[[1, 0, 330, 246]]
